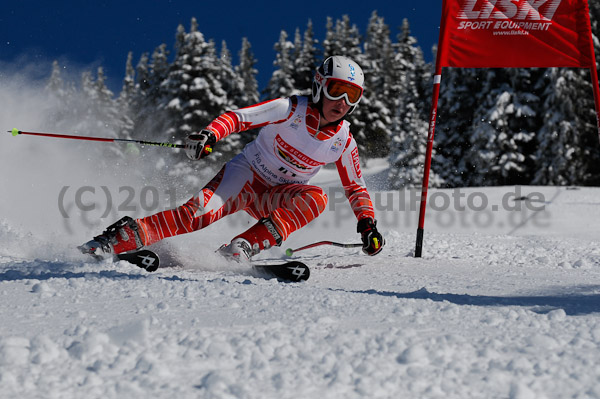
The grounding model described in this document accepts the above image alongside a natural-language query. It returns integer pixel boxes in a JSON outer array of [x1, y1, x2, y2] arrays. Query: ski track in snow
[[1, 163, 600, 397]]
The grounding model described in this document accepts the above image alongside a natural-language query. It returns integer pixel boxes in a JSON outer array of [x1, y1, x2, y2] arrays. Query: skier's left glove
[[185, 129, 217, 160], [357, 218, 385, 256]]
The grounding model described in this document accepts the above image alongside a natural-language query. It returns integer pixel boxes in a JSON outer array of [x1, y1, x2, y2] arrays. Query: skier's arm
[[334, 135, 375, 221], [205, 97, 297, 140], [186, 97, 296, 160], [335, 136, 384, 256]]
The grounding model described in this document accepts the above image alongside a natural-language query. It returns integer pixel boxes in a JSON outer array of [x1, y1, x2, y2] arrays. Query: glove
[[357, 218, 384, 256], [185, 130, 217, 160]]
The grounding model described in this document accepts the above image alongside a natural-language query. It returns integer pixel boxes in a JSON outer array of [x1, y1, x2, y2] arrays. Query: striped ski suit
[[136, 95, 375, 246]]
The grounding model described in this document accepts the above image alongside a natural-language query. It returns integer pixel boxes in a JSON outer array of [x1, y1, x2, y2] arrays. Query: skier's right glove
[[185, 129, 217, 160], [357, 218, 385, 256]]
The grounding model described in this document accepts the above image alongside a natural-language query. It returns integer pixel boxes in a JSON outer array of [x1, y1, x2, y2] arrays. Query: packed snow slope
[[2, 129, 600, 398]]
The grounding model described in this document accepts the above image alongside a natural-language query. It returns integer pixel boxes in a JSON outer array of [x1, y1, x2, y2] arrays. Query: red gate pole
[[414, 68, 442, 258], [414, 1, 449, 258]]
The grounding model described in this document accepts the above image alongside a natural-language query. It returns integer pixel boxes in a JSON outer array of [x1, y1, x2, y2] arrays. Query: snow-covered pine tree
[[116, 52, 136, 142], [70, 68, 128, 162], [131, 43, 171, 142], [218, 40, 245, 110], [292, 28, 304, 88], [45, 60, 66, 99], [387, 18, 432, 188], [534, 66, 599, 185], [466, 68, 539, 186], [160, 18, 230, 162], [322, 15, 362, 61], [265, 30, 296, 99], [587, 0, 600, 183], [78, 69, 104, 134], [217, 40, 248, 156], [148, 44, 170, 103], [364, 12, 392, 102], [434, 67, 484, 187], [97, 67, 132, 157], [135, 52, 150, 97], [204, 39, 242, 159], [130, 51, 151, 141], [355, 11, 393, 160], [323, 15, 384, 158], [44, 60, 76, 131], [234, 37, 261, 148], [236, 37, 260, 107], [292, 20, 319, 96], [120, 52, 136, 104]]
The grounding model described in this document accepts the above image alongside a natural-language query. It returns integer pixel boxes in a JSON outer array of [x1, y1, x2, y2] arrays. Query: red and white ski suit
[[135, 95, 375, 247]]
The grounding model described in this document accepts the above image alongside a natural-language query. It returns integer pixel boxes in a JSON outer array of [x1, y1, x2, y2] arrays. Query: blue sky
[[0, 1, 442, 93]]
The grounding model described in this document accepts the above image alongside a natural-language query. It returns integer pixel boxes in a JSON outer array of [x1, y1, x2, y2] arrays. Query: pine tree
[[219, 40, 245, 109], [322, 15, 383, 158], [322, 17, 335, 58], [116, 52, 136, 141], [131, 43, 171, 141], [149, 44, 170, 99], [534, 67, 599, 185], [353, 11, 393, 159], [45, 60, 66, 98], [388, 18, 433, 187], [96, 67, 126, 143], [67, 68, 128, 161], [120, 52, 136, 103], [217, 40, 249, 155], [434, 67, 484, 187], [135, 52, 150, 95], [322, 15, 361, 60], [292, 20, 319, 96], [44, 60, 76, 131], [161, 19, 228, 149], [466, 68, 539, 186], [237, 37, 260, 106], [587, 0, 600, 183], [265, 30, 296, 99]]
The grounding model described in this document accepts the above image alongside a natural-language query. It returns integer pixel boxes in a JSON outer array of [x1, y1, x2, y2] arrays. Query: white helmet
[[312, 56, 364, 113]]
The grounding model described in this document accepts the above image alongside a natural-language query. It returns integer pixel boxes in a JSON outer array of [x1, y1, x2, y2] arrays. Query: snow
[[2, 143, 600, 398]]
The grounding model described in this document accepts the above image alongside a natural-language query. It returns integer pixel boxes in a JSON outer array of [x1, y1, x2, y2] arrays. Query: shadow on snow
[[344, 286, 600, 316]]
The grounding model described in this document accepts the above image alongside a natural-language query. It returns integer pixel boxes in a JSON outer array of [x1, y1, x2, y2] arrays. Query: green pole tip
[[11, 128, 19, 136], [285, 248, 294, 257]]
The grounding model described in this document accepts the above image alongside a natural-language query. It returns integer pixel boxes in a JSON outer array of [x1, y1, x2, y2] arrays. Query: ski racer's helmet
[[312, 56, 364, 113]]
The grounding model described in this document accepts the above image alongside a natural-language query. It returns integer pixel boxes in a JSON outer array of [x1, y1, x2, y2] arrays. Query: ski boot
[[218, 217, 283, 263], [78, 216, 144, 259]]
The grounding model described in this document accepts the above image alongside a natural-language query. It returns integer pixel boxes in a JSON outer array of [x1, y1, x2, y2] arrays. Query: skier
[[80, 55, 385, 262]]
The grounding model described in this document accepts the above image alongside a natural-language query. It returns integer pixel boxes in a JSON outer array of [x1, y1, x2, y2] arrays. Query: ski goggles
[[323, 78, 363, 106]]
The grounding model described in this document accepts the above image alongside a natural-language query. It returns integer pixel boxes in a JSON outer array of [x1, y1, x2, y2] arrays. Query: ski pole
[[8, 128, 185, 149], [285, 241, 363, 256]]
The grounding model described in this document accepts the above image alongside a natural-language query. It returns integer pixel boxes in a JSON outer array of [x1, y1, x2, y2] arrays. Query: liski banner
[[415, 0, 600, 258], [438, 0, 596, 68]]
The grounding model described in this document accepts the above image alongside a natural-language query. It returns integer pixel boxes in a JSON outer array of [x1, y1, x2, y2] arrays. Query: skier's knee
[[299, 186, 328, 216]]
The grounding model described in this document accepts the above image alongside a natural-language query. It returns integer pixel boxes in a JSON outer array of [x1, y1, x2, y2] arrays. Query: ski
[[116, 249, 160, 272], [80, 245, 308, 281], [253, 261, 310, 282], [117, 254, 309, 282], [79, 246, 160, 272]]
